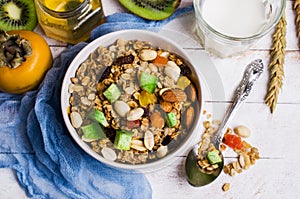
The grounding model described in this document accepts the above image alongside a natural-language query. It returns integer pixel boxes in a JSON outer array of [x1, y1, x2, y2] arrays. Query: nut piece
[[131, 140, 147, 151], [139, 49, 157, 61], [127, 108, 144, 121], [156, 145, 168, 158], [160, 101, 172, 112], [185, 106, 195, 128], [161, 89, 187, 102], [187, 83, 197, 102], [144, 131, 155, 150], [114, 100, 130, 117], [234, 125, 251, 138], [70, 112, 83, 128], [164, 61, 181, 81], [150, 111, 165, 129], [238, 154, 245, 168], [222, 183, 230, 192], [101, 147, 117, 161]]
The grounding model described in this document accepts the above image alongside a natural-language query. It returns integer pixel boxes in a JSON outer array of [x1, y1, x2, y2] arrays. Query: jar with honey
[[34, 0, 105, 44]]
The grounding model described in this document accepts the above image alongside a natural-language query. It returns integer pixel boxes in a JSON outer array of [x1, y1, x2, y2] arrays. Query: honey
[[34, 0, 105, 44]]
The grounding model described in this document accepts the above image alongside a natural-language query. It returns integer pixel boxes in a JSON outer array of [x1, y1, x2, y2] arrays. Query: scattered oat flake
[[222, 183, 230, 192]]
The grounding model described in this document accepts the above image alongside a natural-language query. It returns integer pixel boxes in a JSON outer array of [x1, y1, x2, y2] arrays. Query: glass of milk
[[193, 0, 286, 58]]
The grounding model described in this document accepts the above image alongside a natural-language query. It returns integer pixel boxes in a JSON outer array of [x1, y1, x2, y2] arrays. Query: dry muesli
[[68, 39, 200, 164]]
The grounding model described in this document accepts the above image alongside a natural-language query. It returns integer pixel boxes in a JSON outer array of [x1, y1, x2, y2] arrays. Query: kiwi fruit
[[0, 0, 37, 31], [118, 0, 181, 20]]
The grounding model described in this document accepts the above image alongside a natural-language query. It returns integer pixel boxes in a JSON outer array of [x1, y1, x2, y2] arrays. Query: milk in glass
[[193, 0, 272, 57]]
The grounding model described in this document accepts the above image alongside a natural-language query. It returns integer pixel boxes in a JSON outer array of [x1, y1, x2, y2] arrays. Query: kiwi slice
[[0, 0, 37, 31], [118, 0, 181, 20]]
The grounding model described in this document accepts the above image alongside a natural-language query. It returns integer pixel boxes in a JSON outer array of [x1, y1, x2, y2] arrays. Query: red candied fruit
[[127, 120, 140, 129], [223, 134, 243, 150]]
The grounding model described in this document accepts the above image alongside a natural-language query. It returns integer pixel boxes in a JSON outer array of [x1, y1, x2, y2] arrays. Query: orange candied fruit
[[153, 55, 168, 65]]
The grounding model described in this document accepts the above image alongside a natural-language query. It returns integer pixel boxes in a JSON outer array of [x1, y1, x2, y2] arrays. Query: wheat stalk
[[265, 13, 287, 113], [295, 0, 300, 47]]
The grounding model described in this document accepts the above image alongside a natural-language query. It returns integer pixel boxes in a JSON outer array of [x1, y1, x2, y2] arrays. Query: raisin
[[179, 64, 191, 76], [142, 107, 150, 117], [104, 127, 116, 143], [114, 54, 134, 65], [161, 135, 172, 146], [99, 66, 111, 82]]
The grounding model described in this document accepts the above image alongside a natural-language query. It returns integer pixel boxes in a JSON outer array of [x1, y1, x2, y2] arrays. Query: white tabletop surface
[[1, 0, 300, 198]]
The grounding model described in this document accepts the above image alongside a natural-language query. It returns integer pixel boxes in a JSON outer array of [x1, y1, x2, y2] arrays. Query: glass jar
[[34, 0, 105, 44], [193, 0, 286, 58]]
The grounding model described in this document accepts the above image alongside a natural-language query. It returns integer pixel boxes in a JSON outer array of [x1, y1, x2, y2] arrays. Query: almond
[[186, 83, 197, 102], [150, 111, 165, 129], [161, 89, 187, 102], [185, 106, 195, 128], [160, 101, 172, 112]]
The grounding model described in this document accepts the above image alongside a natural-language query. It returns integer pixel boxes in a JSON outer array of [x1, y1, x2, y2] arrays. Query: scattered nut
[[234, 125, 251, 138]]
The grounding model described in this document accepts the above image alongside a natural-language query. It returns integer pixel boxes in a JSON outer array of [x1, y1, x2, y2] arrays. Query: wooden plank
[[186, 49, 300, 104], [146, 157, 300, 199], [0, 169, 27, 199]]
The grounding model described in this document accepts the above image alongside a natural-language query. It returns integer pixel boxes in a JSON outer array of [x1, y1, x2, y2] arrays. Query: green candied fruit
[[166, 112, 177, 128], [89, 109, 109, 127], [114, 129, 134, 150], [139, 71, 158, 94], [207, 150, 222, 165], [81, 122, 106, 140], [103, 83, 121, 103]]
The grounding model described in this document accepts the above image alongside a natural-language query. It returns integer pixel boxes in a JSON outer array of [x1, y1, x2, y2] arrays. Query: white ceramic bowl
[[61, 29, 204, 171]]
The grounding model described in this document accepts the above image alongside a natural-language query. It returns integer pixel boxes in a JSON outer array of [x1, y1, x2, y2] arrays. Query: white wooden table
[[1, 0, 299, 198]]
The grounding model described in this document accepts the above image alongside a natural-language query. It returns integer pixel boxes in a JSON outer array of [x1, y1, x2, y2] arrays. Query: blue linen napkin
[[0, 6, 193, 199]]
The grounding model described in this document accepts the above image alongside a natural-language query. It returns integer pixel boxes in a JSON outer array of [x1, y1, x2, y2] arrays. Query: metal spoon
[[185, 59, 264, 187]]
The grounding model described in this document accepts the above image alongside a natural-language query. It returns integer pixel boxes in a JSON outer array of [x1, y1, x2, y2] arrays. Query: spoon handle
[[214, 59, 264, 149]]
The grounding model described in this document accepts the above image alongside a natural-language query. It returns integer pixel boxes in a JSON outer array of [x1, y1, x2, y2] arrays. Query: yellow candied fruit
[[139, 90, 157, 107], [176, 76, 191, 90]]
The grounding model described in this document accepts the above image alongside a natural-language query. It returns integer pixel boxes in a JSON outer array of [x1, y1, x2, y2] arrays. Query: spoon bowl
[[185, 144, 224, 186], [185, 59, 264, 187]]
